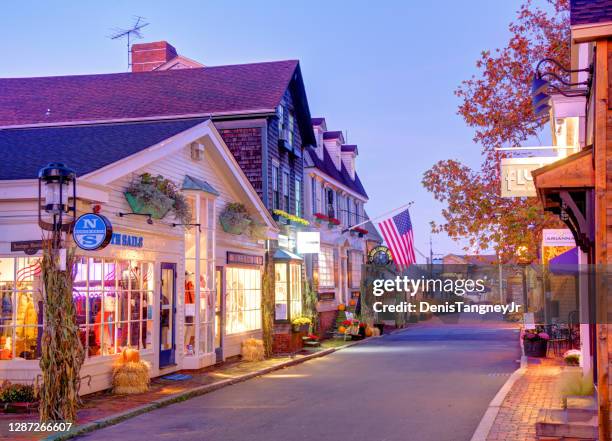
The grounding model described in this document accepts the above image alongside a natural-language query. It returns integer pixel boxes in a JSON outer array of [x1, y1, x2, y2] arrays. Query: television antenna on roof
[[109, 16, 150, 70]]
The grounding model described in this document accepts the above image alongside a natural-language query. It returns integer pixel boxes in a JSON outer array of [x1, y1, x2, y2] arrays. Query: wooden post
[[594, 39, 610, 441]]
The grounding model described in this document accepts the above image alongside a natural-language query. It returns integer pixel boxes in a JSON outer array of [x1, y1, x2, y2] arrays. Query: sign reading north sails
[[72, 213, 113, 251]]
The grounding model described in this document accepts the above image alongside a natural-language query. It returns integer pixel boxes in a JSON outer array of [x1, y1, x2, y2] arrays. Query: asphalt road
[[77, 313, 519, 441]]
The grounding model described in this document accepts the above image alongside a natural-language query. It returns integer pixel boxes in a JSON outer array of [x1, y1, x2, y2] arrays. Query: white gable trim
[[305, 167, 368, 202], [82, 119, 278, 234]]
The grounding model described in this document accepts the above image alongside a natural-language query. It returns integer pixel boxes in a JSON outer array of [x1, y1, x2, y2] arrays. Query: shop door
[[159, 263, 176, 367], [215, 267, 224, 362]]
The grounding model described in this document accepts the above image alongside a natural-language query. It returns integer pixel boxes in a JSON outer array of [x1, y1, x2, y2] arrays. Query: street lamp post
[[38, 162, 77, 249]]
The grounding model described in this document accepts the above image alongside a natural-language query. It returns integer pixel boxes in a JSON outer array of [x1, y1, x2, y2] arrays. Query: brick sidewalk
[[0, 352, 316, 441], [486, 358, 564, 441]]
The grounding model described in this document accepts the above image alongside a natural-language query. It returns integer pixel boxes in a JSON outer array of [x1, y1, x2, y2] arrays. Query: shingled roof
[[305, 147, 368, 198], [571, 0, 612, 26], [0, 118, 207, 180], [0, 60, 298, 127]]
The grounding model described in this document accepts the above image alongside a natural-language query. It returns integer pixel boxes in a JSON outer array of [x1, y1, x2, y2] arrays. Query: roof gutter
[[0, 109, 277, 130]]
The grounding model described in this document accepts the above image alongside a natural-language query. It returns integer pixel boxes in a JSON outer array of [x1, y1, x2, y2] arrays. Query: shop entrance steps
[[535, 395, 598, 440]]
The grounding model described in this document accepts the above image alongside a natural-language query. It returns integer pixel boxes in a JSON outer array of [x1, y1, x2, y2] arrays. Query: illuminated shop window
[[73, 257, 154, 358], [318, 246, 335, 288], [274, 261, 302, 322], [349, 251, 364, 289], [0, 256, 153, 361], [184, 195, 216, 356], [226, 267, 261, 334], [0, 257, 43, 360]]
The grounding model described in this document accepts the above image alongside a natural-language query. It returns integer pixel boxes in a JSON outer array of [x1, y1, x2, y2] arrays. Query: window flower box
[[273, 209, 310, 227], [353, 227, 369, 237], [328, 217, 340, 228]]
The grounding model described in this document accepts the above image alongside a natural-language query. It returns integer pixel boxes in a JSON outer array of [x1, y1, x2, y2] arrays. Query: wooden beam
[[595, 39, 610, 441]]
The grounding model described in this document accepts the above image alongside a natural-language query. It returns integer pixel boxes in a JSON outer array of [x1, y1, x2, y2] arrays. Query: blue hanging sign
[[72, 213, 113, 251]]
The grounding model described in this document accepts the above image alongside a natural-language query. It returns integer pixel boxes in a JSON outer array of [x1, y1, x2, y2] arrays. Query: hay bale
[[112, 361, 150, 395], [241, 338, 265, 362]]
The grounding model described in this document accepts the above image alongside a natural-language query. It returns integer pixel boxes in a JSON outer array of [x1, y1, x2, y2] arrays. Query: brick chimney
[[131, 41, 178, 72]]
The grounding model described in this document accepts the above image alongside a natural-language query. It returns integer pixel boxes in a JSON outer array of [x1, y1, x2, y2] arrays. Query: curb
[[469, 334, 528, 441], [43, 335, 378, 441]]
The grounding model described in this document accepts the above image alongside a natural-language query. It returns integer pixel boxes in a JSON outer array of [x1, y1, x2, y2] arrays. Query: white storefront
[[0, 119, 277, 394]]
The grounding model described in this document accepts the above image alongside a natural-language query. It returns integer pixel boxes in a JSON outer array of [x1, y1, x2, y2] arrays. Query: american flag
[[377, 208, 416, 267]]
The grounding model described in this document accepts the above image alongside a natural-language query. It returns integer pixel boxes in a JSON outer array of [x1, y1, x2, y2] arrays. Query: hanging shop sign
[[297, 231, 320, 254], [501, 157, 557, 198], [542, 229, 575, 247], [278, 234, 289, 248], [227, 252, 264, 266], [73, 213, 113, 251], [11, 240, 44, 255], [368, 245, 393, 265]]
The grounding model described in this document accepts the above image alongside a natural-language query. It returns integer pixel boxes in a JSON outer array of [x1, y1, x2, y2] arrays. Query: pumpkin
[[122, 348, 140, 363], [365, 327, 373, 337], [338, 304, 346, 311], [338, 326, 346, 334], [349, 299, 356, 306]]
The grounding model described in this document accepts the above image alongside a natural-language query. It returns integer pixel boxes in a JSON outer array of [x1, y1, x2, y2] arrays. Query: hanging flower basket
[[125, 192, 171, 220], [125, 173, 191, 223], [220, 202, 252, 235]]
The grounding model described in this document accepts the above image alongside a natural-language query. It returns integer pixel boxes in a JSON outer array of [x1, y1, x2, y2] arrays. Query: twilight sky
[[1, 0, 543, 260]]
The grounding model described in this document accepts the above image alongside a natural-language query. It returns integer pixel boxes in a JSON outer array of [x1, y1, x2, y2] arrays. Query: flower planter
[[292, 324, 309, 333], [524, 338, 548, 357], [124, 192, 171, 220], [220, 216, 251, 235], [327, 223, 336, 229], [1, 401, 39, 414]]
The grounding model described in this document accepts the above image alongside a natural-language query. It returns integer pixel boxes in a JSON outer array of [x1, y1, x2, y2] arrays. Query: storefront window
[[74, 258, 153, 358], [0, 256, 153, 361], [226, 267, 261, 334], [290, 263, 302, 318], [274, 261, 303, 321], [349, 251, 364, 289], [184, 195, 216, 356], [318, 247, 335, 288], [0, 257, 42, 360], [274, 263, 288, 320]]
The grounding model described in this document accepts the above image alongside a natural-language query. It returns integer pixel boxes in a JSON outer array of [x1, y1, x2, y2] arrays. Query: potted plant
[[125, 173, 191, 222], [0, 381, 38, 414], [523, 330, 550, 357], [220, 202, 252, 235], [291, 316, 312, 333], [563, 349, 581, 366]]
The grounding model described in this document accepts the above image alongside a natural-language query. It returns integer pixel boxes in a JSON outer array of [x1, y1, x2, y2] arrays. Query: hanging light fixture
[[38, 162, 77, 233]]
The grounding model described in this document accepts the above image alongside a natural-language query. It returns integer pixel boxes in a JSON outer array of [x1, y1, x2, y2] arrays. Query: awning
[[549, 247, 579, 274], [182, 175, 220, 196], [532, 147, 594, 253], [273, 249, 303, 261]]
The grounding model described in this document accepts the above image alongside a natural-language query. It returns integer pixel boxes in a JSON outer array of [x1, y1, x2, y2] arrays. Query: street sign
[[500, 157, 557, 197], [72, 213, 113, 251], [542, 229, 575, 247]]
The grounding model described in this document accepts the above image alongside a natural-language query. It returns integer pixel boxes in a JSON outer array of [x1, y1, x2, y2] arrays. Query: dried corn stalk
[[39, 245, 84, 423]]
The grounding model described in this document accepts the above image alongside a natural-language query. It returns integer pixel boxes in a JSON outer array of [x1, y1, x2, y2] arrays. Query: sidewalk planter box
[[292, 324, 309, 333], [524, 339, 548, 357], [125, 192, 170, 219], [1, 401, 38, 414]]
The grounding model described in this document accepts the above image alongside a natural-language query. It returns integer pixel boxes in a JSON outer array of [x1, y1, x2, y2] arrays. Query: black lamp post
[[38, 162, 77, 248]]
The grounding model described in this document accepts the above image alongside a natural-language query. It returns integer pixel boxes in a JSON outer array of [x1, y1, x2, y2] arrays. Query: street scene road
[[78, 314, 520, 441]]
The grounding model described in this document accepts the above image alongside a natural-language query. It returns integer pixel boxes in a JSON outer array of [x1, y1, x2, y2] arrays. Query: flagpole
[[341, 201, 414, 234]]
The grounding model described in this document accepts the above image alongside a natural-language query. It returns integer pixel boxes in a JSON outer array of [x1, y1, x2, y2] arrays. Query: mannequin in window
[[184, 272, 195, 353], [95, 295, 115, 355]]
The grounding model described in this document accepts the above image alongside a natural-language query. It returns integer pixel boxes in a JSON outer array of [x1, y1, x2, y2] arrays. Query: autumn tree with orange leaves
[[422, 0, 570, 263]]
